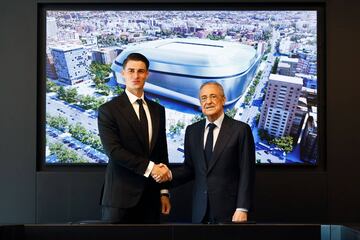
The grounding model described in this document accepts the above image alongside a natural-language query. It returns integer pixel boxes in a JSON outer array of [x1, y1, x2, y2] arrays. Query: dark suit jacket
[[98, 93, 169, 208], [172, 115, 255, 223]]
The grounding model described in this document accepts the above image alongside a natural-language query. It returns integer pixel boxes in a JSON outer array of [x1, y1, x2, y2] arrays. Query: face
[[122, 60, 149, 96], [199, 84, 225, 122]]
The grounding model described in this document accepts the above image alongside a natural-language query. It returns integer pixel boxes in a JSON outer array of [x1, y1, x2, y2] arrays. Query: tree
[[95, 83, 110, 96], [57, 86, 66, 100], [225, 108, 238, 119], [46, 79, 59, 92], [258, 128, 272, 143], [57, 87, 78, 103], [89, 62, 112, 85], [66, 88, 78, 103], [49, 142, 87, 163], [78, 95, 97, 110], [113, 85, 124, 96], [47, 115, 68, 132], [191, 114, 205, 124], [169, 121, 186, 136], [271, 136, 294, 154]]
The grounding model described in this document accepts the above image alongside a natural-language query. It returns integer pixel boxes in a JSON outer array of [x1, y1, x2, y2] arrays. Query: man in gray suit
[[170, 81, 255, 223]]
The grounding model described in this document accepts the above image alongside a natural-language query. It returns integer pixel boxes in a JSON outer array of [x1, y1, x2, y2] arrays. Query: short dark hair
[[122, 53, 150, 70]]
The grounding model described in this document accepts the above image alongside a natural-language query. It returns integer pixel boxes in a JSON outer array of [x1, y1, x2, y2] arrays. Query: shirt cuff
[[144, 161, 154, 177], [236, 208, 248, 212], [160, 189, 170, 198]]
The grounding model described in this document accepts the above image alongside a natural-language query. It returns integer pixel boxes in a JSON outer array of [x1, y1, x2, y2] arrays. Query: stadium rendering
[[111, 38, 261, 106]]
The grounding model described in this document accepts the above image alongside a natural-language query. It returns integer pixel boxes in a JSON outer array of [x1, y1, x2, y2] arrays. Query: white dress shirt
[[125, 90, 169, 195], [125, 89, 154, 178]]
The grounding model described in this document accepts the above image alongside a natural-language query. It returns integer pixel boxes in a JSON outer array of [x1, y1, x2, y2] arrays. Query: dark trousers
[[101, 185, 160, 224]]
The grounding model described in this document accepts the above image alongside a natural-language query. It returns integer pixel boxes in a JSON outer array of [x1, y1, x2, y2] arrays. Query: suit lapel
[[195, 120, 207, 172], [207, 116, 232, 173], [115, 93, 148, 152], [147, 98, 159, 153]]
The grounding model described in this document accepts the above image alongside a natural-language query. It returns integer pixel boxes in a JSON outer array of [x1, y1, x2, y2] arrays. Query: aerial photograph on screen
[[44, 10, 318, 164]]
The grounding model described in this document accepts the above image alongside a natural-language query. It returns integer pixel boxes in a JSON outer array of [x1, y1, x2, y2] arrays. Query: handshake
[[151, 163, 172, 183]]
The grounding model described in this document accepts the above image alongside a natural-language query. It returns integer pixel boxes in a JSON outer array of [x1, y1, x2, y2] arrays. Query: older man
[[171, 81, 255, 223]]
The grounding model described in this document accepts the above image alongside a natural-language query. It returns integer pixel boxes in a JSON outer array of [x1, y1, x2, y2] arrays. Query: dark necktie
[[204, 123, 216, 165], [136, 99, 149, 151]]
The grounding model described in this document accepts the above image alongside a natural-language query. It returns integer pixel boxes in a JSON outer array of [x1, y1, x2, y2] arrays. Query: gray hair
[[199, 81, 225, 97]]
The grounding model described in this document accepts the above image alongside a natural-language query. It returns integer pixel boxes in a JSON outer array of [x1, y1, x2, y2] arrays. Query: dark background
[[0, 0, 359, 224]]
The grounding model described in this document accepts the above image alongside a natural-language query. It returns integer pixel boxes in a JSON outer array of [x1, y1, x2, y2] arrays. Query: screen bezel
[[37, 2, 326, 171]]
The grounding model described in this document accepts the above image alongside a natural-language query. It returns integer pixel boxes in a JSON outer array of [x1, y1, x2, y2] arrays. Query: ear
[[222, 96, 226, 106]]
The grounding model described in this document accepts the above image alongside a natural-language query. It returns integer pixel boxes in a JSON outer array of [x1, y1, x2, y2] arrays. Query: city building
[[258, 74, 303, 138], [279, 56, 299, 76], [292, 97, 308, 136], [300, 111, 318, 162], [91, 47, 119, 64], [46, 17, 57, 40], [51, 44, 90, 85], [46, 54, 58, 80], [277, 62, 291, 76]]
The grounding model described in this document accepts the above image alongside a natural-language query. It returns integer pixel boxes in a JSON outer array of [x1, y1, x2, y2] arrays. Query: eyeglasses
[[200, 94, 219, 103]]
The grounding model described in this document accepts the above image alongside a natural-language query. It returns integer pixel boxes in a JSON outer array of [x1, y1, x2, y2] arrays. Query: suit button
[[204, 191, 207, 194]]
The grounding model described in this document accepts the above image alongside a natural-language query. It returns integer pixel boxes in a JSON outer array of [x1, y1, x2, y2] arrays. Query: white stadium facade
[[111, 38, 260, 106]]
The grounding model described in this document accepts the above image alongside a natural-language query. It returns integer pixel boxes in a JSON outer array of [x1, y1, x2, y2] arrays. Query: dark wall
[[0, 0, 359, 224]]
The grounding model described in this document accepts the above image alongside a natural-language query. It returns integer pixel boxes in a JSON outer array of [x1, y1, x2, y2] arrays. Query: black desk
[[1, 224, 359, 240]]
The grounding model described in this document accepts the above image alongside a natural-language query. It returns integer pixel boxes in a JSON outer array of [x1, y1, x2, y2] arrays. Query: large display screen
[[42, 7, 321, 165]]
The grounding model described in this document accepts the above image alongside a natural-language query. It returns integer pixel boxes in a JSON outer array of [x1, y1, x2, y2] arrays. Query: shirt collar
[[205, 112, 225, 129], [125, 89, 146, 105]]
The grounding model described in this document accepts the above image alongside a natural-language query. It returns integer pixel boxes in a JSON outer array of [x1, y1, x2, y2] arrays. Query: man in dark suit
[[98, 53, 171, 223], [171, 81, 255, 223]]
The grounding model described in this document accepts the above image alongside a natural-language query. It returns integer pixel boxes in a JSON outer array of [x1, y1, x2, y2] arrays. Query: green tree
[[113, 85, 124, 96], [271, 136, 294, 154], [89, 62, 112, 85], [258, 128, 272, 143], [47, 115, 68, 132], [57, 87, 78, 103], [78, 95, 96, 110], [69, 123, 88, 142], [49, 142, 87, 163], [57, 86, 66, 100], [46, 79, 59, 92], [225, 108, 238, 119], [169, 121, 186, 136], [95, 83, 110, 96], [191, 114, 205, 124]]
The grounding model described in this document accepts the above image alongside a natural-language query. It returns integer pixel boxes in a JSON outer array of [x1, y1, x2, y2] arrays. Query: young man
[[98, 53, 171, 223]]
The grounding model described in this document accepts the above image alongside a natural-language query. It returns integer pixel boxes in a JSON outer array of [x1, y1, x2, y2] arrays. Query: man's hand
[[232, 210, 248, 222], [151, 163, 172, 183], [160, 195, 171, 215]]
